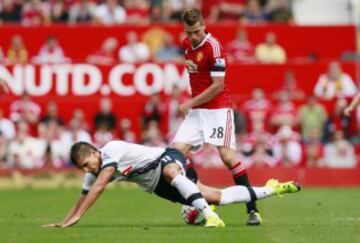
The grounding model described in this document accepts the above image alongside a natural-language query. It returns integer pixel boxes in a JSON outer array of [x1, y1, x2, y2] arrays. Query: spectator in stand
[[118, 118, 136, 143], [207, 0, 245, 23], [323, 98, 351, 143], [119, 31, 150, 63], [242, 87, 272, 132], [239, 120, 276, 168], [303, 129, 324, 168], [93, 125, 114, 148], [86, 37, 119, 65], [225, 29, 256, 64], [154, 33, 183, 63], [314, 61, 358, 100], [273, 70, 305, 101], [0, 0, 22, 23], [7, 120, 46, 169], [149, 3, 163, 22], [60, 118, 92, 160], [7, 35, 28, 65], [298, 95, 327, 142], [32, 35, 70, 64], [269, 90, 297, 131], [38, 119, 67, 169], [163, 0, 200, 22], [0, 109, 16, 141], [94, 0, 126, 25], [68, 0, 96, 23], [123, 0, 149, 24], [70, 108, 90, 131], [273, 126, 302, 167], [51, 0, 69, 23], [322, 130, 356, 168], [242, 0, 268, 24], [94, 97, 117, 131], [39, 100, 64, 126], [255, 32, 286, 64], [141, 93, 163, 128], [141, 120, 166, 147], [10, 93, 41, 125], [266, 0, 293, 23], [21, 0, 51, 26]]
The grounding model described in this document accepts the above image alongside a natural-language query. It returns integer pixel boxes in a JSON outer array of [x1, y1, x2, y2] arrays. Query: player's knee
[[163, 163, 183, 183]]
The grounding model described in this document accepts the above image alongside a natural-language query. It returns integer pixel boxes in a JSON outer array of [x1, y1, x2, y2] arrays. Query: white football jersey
[[82, 141, 165, 193]]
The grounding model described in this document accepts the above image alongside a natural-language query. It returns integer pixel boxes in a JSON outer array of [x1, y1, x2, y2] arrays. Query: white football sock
[[171, 175, 216, 218], [220, 186, 274, 205]]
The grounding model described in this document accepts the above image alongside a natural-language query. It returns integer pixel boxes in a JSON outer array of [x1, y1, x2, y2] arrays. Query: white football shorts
[[173, 108, 236, 150]]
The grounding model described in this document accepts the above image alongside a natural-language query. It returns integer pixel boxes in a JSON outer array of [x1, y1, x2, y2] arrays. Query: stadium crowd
[[0, 0, 292, 26], [0, 1, 358, 172], [0, 61, 359, 171]]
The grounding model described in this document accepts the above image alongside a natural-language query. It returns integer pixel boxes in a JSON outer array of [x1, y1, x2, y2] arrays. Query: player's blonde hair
[[182, 8, 204, 26]]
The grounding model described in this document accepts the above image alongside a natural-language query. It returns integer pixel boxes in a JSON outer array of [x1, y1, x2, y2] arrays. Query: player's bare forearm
[[344, 93, 360, 116], [61, 167, 115, 227], [185, 76, 225, 109]]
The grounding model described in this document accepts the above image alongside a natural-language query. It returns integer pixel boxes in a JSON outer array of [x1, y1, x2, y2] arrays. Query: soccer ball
[[181, 205, 205, 225]]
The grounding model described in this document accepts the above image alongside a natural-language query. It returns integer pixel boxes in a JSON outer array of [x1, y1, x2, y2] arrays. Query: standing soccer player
[[173, 8, 262, 225]]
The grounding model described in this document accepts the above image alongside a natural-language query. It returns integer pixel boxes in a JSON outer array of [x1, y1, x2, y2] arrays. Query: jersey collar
[[192, 33, 211, 50]]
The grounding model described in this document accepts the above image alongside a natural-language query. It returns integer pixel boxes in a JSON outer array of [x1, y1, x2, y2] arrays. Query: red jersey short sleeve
[[183, 33, 232, 109]]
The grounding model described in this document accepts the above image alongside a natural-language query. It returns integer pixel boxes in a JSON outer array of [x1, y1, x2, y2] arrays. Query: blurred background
[[0, 0, 359, 187]]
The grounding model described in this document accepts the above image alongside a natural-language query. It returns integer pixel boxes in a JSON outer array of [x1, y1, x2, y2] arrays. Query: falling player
[[42, 141, 300, 228]]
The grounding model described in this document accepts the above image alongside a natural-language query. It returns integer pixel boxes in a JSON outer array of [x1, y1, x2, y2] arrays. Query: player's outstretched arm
[[344, 93, 360, 116], [61, 166, 116, 228], [42, 193, 87, 227]]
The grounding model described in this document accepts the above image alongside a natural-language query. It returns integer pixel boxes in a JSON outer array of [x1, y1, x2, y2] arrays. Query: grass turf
[[0, 187, 359, 243]]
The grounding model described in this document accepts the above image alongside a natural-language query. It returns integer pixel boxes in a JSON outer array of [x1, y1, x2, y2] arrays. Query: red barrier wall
[[0, 24, 356, 61]]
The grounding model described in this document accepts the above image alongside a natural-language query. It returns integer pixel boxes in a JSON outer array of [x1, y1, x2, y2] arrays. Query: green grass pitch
[[0, 187, 359, 243]]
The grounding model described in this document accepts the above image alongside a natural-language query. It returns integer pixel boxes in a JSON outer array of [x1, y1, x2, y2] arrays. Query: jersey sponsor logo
[[196, 52, 203, 62], [185, 59, 198, 73], [214, 58, 226, 68]]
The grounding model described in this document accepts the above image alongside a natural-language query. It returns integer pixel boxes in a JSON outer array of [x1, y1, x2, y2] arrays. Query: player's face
[[184, 21, 206, 47], [78, 151, 101, 175]]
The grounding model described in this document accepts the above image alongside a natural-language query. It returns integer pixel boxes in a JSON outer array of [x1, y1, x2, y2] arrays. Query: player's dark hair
[[182, 8, 203, 26], [70, 141, 97, 166]]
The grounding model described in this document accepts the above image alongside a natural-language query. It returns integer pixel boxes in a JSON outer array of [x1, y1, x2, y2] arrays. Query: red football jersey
[[183, 33, 232, 109]]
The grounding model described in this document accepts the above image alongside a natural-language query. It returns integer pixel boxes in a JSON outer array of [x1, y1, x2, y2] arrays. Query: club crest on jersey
[[196, 52, 203, 62], [185, 59, 198, 73]]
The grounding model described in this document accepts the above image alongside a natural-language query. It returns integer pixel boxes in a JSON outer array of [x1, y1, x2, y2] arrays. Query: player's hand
[[178, 102, 192, 116], [41, 223, 62, 228], [343, 107, 353, 116], [0, 79, 9, 94], [61, 216, 80, 228]]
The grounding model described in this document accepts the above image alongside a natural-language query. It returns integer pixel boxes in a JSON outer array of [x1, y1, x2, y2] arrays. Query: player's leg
[[171, 109, 203, 156], [218, 146, 262, 225], [201, 108, 262, 225], [158, 148, 225, 227], [198, 180, 300, 206]]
